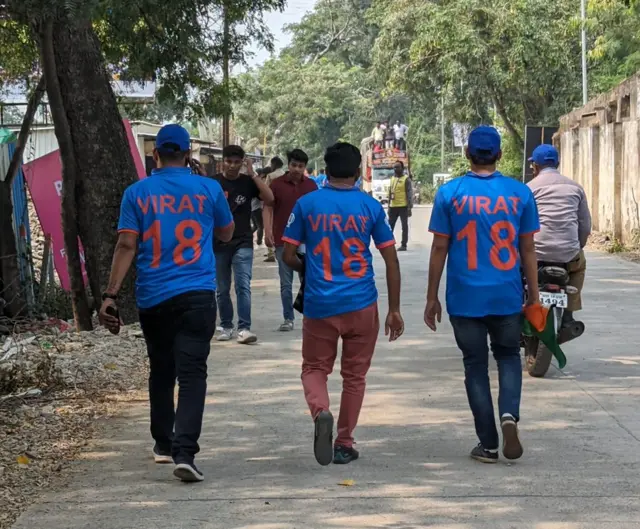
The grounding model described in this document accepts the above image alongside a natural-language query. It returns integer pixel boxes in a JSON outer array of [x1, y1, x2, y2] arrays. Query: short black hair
[[270, 156, 284, 169], [157, 143, 189, 164], [394, 160, 404, 169], [470, 153, 500, 166], [287, 149, 309, 165], [324, 142, 361, 179], [538, 161, 560, 170], [222, 144, 245, 159]]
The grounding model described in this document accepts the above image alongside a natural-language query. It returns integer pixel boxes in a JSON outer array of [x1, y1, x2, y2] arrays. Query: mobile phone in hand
[[105, 305, 121, 335]]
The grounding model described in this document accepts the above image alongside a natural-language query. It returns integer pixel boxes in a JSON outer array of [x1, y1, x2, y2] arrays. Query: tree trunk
[[0, 181, 25, 317], [40, 19, 93, 331], [42, 17, 139, 324], [0, 76, 46, 318], [490, 91, 524, 149]]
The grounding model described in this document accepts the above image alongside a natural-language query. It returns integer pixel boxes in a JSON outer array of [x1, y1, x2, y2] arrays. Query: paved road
[[13, 207, 640, 529]]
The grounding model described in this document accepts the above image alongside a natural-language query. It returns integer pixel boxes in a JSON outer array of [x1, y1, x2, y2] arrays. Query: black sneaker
[[173, 461, 204, 482], [313, 410, 334, 466], [398, 246, 407, 252], [470, 443, 499, 464], [152, 444, 173, 464], [501, 414, 524, 460], [333, 445, 359, 465]]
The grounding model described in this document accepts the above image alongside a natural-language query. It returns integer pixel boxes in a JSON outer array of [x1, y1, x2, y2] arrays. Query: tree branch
[[311, 14, 351, 64], [490, 90, 523, 147], [4, 75, 46, 187]]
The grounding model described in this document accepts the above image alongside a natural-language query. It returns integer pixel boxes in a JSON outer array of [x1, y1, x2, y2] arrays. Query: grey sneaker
[[237, 330, 258, 344], [216, 328, 234, 342], [173, 461, 204, 482], [279, 320, 294, 332], [501, 414, 524, 460], [470, 443, 499, 464]]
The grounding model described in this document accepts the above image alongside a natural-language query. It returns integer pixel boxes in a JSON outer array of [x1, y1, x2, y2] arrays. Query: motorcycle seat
[[539, 265, 569, 287]]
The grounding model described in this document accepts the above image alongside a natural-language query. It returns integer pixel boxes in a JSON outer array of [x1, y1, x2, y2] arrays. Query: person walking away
[[282, 142, 404, 466], [527, 144, 591, 340], [393, 120, 409, 150], [387, 161, 412, 251], [264, 149, 318, 331], [424, 125, 541, 464], [251, 168, 268, 246], [264, 156, 286, 262], [312, 167, 328, 188], [213, 145, 274, 344], [99, 124, 234, 482], [371, 122, 385, 150]]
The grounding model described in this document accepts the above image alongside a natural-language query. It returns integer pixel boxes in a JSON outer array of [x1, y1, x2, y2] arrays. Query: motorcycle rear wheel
[[524, 337, 553, 378]]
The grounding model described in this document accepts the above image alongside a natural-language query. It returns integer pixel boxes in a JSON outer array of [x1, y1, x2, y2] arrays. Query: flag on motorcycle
[[523, 304, 567, 369]]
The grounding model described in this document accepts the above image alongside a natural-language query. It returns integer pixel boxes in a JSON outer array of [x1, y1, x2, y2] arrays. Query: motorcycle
[[523, 264, 585, 378]]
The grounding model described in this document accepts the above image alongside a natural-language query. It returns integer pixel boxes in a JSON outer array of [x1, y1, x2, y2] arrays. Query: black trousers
[[251, 208, 264, 245], [138, 290, 217, 463], [388, 206, 409, 247], [394, 138, 406, 150]]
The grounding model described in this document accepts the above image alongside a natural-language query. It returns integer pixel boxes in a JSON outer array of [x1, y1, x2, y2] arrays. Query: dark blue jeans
[[138, 290, 217, 464], [449, 313, 523, 450], [215, 246, 253, 330]]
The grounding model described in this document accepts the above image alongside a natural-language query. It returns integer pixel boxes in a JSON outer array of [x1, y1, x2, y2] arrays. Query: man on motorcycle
[[527, 145, 592, 330]]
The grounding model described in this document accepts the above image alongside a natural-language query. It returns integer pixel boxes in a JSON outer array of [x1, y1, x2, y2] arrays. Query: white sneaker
[[279, 320, 294, 332], [237, 330, 258, 344], [216, 328, 234, 341]]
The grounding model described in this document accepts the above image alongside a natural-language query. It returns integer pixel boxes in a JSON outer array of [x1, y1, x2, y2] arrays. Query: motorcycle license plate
[[540, 292, 568, 308]]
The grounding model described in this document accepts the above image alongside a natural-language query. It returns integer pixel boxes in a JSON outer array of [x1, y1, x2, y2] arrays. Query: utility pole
[[580, 0, 588, 105], [440, 93, 445, 171], [222, 1, 230, 147]]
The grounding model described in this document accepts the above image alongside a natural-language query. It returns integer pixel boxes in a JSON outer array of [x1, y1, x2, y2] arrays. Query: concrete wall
[[556, 74, 640, 243]]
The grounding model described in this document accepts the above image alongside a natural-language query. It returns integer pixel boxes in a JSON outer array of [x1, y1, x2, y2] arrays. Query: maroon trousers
[[301, 303, 379, 447]]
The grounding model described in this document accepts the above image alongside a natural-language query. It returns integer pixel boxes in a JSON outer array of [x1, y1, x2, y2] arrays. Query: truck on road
[[360, 136, 410, 204]]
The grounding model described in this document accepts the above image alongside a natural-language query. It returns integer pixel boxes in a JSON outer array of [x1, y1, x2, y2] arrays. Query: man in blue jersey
[[99, 124, 234, 482], [282, 142, 404, 466], [424, 126, 541, 464]]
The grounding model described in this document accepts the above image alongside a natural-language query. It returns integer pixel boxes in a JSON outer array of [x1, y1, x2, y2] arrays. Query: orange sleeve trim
[[282, 236, 301, 246], [118, 229, 139, 235], [429, 230, 451, 238], [219, 220, 235, 230], [520, 229, 540, 237], [376, 240, 396, 249]]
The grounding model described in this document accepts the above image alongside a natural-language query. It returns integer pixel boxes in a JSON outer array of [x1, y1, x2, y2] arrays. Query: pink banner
[[23, 120, 147, 291]]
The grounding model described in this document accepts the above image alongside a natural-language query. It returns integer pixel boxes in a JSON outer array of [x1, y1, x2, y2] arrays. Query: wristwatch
[[101, 292, 118, 301]]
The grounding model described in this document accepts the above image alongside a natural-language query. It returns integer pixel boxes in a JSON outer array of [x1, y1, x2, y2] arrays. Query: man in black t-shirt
[[214, 145, 274, 344]]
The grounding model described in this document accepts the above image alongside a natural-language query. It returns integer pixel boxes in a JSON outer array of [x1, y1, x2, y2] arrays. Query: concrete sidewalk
[[12, 209, 640, 528]]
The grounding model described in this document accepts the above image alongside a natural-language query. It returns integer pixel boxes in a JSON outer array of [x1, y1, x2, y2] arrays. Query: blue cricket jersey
[[118, 167, 233, 309], [283, 186, 395, 319], [428, 171, 540, 317]]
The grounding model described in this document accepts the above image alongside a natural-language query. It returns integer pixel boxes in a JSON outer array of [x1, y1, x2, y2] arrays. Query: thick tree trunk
[[51, 18, 138, 323], [40, 17, 139, 324], [40, 19, 93, 331]]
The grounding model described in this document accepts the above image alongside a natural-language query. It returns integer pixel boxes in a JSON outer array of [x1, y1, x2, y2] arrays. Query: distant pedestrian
[[213, 145, 274, 344], [387, 161, 413, 251], [393, 120, 409, 150], [282, 141, 404, 466], [99, 124, 234, 482], [265, 156, 285, 262], [264, 148, 318, 331]]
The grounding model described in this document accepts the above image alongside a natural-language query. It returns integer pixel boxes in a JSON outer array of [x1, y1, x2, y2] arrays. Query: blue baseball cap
[[467, 126, 501, 157], [155, 124, 191, 153], [528, 144, 559, 166]]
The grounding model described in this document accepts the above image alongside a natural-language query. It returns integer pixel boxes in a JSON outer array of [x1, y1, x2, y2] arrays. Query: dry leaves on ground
[[0, 324, 149, 529]]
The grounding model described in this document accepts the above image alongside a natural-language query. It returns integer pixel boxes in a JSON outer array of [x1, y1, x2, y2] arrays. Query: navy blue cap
[[156, 124, 191, 153], [467, 126, 501, 157], [528, 144, 559, 166]]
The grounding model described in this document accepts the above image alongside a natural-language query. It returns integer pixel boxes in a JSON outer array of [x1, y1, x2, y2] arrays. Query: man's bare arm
[[520, 234, 540, 304], [104, 232, 137, 295], [215, 221, 235, 243], [427, 235, 448, 302], [282, 242, 304, 273], [379, 245, 401, 313]]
